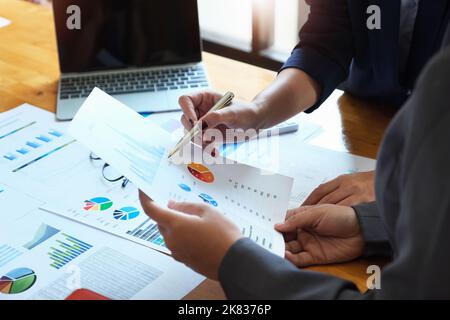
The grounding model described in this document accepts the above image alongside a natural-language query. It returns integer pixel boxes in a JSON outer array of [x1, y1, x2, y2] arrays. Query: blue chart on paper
[[178, 183, 191, 192], [0, 245, 23, 268], [198, 193, 218, 207], [48, 233, 93, 269], [113, 207, 140, 221], [24, 224, 61, 250]]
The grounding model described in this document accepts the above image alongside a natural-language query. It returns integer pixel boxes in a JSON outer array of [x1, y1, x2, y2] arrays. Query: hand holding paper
[[69, 88, 294, 256]]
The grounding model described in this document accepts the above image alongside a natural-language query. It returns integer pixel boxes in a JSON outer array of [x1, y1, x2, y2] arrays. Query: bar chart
[[126, 219, 166, 247], [2, 125, 65, 164], [48, 233, 93, 269], [0, 244, 23, 268]]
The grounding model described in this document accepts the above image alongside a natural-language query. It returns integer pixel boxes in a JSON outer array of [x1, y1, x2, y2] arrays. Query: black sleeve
[[280, 0, 354, 112], [353, 202, 393, 257], [219, 238, 365, 300]]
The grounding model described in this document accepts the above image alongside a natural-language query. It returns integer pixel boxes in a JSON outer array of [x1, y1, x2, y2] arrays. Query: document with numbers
[[69, 88, 294, 256]]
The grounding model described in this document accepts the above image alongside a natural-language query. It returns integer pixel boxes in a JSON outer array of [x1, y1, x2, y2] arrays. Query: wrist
[[250, 98, 271, 130]]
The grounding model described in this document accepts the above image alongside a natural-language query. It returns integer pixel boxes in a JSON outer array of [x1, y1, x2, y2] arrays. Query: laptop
[[52, 0, 209, 120]]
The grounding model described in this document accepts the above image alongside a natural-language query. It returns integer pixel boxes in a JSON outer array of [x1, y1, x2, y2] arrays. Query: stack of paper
[[0, 104, 204, 300], [0, 88, 376, 300]]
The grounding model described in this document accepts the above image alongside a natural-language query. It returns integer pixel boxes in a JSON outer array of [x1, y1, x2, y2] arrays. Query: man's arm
[[219, 238, 364, 300], [252, 0, 355, 128], [219, 47, 450, 300]]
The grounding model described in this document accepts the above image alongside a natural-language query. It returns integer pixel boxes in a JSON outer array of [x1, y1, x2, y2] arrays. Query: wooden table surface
[[0, 0, 395, 299]]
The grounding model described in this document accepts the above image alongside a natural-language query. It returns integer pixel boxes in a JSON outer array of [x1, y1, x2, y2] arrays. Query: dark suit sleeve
[[219, 238, 365, 300], [353, 202, 393, 257], [219, 48, 450, 300], [280, 0, 354, 112]]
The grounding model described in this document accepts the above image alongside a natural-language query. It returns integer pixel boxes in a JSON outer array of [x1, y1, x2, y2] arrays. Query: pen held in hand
[[167, 91, 235, 159]]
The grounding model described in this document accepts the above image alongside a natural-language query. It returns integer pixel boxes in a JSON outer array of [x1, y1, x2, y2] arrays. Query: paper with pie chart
[[0, 209, 204, 300], [69, 89, 294, 256], [0, 268, 37, 294]]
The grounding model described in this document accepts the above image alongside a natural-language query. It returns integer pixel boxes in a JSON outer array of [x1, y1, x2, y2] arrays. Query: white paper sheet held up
[[0, 104, 171, 253], [69, 88, 294, 256]]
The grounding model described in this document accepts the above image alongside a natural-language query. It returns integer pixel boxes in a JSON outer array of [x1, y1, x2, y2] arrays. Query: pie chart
[[83, 197, 113, 212], [113, 207, 140, 220], [187, 163, 214, 183], [199, 193, 218, 207], [0, 268, 37, 295]]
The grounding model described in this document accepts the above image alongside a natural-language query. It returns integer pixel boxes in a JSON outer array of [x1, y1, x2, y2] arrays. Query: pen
[[167, 91, 235, 159]]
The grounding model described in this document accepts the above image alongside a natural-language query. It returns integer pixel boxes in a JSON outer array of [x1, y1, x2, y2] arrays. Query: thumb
[[275, 208, 322, 233], [201, 108, 236, 129]]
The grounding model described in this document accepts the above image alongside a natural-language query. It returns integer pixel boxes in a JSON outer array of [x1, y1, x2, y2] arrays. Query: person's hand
[[178, 91, 261, 137], [302, 171, 375, 207], [139, 191, 243, 280], [275, 205, 364, 267]]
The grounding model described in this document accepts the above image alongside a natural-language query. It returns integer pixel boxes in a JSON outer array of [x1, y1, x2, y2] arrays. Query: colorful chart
[[24, 224, 60, 250], [49, 233, 93, 269], [113, 207, 140, 220], [178, 183, 191, 192], [83, 197, 113, 212], [0, 268, 37, 294], [199, 193, 218, 207], [187, 163, 214, 183], [127, 219, 166, 247]]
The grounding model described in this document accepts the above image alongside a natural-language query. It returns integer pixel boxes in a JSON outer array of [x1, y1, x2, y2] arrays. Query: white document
[[283, 144, 376, 206], [0, 107, 204, 300], [0, 105, 71, 178], [69, 88, 294, 256], [0, 210, 204, 300], [0, 105, 171, 253], [0, 180, 44, 226], [221, 133, 376, 207]]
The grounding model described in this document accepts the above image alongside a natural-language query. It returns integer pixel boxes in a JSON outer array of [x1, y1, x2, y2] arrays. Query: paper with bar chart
[[0, 105, 170, 253], [0, 105, 74, 178], [69, 88, 294, 256], [0, 211, 203, 300]]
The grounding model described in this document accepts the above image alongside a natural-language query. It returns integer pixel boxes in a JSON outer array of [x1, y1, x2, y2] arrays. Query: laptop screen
[[53, 0, 202, 73]]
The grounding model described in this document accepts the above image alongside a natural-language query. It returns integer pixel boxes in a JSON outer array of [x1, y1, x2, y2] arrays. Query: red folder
[[65, 289, 111, 300]]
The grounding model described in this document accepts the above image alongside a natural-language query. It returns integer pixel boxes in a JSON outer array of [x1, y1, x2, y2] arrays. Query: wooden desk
[[0, 0, 395, 299]]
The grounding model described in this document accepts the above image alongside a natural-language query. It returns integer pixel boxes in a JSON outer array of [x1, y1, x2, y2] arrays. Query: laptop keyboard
[[59, 65, 209, 100]]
